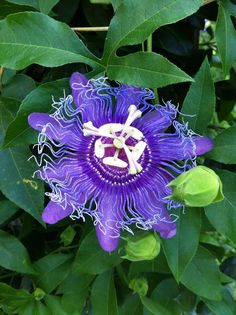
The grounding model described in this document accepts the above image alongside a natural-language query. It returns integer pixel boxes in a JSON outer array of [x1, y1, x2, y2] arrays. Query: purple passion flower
[[28, 73, 213, 252]]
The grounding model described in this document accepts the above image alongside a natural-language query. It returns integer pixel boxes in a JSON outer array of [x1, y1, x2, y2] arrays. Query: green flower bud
[[122, 231, 160, 261], [168, 166, 224, 207], [129, 277, 148, 296], [34, 288, 46, 301]]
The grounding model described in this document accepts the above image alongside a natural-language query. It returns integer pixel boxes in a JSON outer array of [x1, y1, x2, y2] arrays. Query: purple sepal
[[96, 226, 120, 252], [28, 112, 79, 147], [70, 72, 88, 87], [28, 113, 53, 132], [153, 222, 177, 239], [194, 136, 213, 155], [42, 201, 72, 224]]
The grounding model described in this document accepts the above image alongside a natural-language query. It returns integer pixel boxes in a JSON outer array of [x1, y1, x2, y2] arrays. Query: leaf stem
[[72, 26, 109, 32], [146, 35, 160, 103], [202, 0, 215, 5], [0, 67, 3, 93], [147, 34, 152, 52], [71, 1, 215, 33]]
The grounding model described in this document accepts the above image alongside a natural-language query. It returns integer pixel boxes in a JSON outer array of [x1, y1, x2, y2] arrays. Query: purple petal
[[193, 136, 213, 155], [151, 133, 196, 162], [28, 113, 80, 147], [96, 227, 120, 253], [42, 201, 72, 224], [70, 72, 88, 88], [114, 85, 153, 123], [95, 195, 121, 252], [136, 103, 177, 134], [153, 219, 177, 239], [70, 72, 112, 124]]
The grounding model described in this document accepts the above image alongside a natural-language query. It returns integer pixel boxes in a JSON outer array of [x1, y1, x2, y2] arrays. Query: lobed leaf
[[103, 0, 203, 63], [106, 52, 193, 88], [180, 246, 222, 300], [0, 229, 36, 274], [207, 125, 236, 164], [3, 78, 69, 148], [216, 4, 236, 76], [91, 271, 118, 315], [0, 12, 102, 70], [205, 170, 236, 245], [181, 57, 215, 133], [33, 253, 73, 293], [74, 230, 121, 275], [0, 97, 44, 223], [162, 209, 201, 282]]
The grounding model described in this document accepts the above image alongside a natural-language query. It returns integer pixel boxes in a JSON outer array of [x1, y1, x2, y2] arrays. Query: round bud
[[122, 231, 160, 261], [168, 166, 224, 207]]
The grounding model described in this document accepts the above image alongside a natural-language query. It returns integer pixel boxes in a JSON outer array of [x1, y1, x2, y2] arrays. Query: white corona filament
[[82, 105, 147, 174]]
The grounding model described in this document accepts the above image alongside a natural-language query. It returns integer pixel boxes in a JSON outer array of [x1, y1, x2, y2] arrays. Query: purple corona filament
[[28, 73, 213, 252]]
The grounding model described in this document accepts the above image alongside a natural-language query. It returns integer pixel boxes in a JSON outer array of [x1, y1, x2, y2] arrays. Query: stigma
[[83, 105, 147, 175]]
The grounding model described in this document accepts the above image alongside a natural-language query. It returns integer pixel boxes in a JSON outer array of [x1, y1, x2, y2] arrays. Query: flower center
[[82, 105, 147, 175]]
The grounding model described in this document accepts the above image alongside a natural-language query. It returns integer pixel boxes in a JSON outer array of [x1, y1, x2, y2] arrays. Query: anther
[[103, 157, 128, 168], [121, 105, 142, 136], [131, 141, 147, 161]]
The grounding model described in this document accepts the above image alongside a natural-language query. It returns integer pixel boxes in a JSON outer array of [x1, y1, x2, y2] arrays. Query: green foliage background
[[0, 0, 236, 314]]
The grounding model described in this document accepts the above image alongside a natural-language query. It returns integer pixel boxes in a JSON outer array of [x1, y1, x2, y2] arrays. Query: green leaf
[[0, 0, 35, 19], [181, 57, 215, 133], [6, 0, 68, 14], [203, 287, 236, 315], [119, 294, 143, 315], [91, 271, 118, 315], [57, 272, 93, 315], [0, 96, 20, 143], [44, 295, 69, 315], [216, 4, 236, 76], [0, 229, 36, 274], [147, 278, 181, 315], [34, 253, 73, 293], [0, 12, 101, 70], [4, 0, 38, 9], [20, 300, 52, 315], [0, 282, 33, 314], [106, 52, 193, 88], [60, 226, 76, 247], [0, 146, 44, 223], [0, 97, 44, 223], [205, 170, 236, 245], [162, 209, 201, 282], [102, 0, 203, 63], [180, 246, 222, 300], [141, 296, 174, 315], [207, 125, 236, 164], [0, 200, 18, 225], [2, 74, 36, 101], [3, 78, 69, 148], [221, 0, 236, 16], [38, 0, 60, 14], [74, 230, 121, 275], [111, 0, 122, 11]]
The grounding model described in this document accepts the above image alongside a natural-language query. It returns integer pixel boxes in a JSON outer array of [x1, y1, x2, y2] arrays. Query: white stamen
[[123, 143, 143, 174], [82, 105, 146, 173], [95, 139, 105, 158], [125, 126, 143, 140], [131, 141, 147, 161], [99, 123, 123, 134], [121, 105, 142, 136], [113, 137, 124, 149], [103, 157, 128, 168], [83, 121, 115, 138]]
